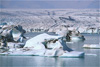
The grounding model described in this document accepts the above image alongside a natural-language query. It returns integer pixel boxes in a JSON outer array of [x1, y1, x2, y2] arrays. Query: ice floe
[[83, 44, 100, 49]]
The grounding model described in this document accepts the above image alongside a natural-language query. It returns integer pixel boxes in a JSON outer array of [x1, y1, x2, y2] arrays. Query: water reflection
[[0, 56, 85, 67]]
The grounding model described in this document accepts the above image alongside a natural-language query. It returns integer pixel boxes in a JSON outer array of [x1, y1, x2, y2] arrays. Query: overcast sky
[[0, 0, 99, 9]]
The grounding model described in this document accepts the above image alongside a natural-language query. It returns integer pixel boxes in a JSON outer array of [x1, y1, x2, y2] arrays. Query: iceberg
[[68, 30, 85, 42], [83, 44, 100, 49], [12, 28, 22, 42], [0, 24, 26, 42], [56, 28, 85, 42], [0, 33, 84, 58]]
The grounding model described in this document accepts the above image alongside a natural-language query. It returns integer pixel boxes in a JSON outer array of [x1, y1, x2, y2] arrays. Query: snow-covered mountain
[[0, 9, 100, 32]]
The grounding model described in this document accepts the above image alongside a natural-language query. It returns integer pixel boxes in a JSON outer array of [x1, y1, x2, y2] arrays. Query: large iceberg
[[24, 33, 84, 57], [0, 33, 84, 58]]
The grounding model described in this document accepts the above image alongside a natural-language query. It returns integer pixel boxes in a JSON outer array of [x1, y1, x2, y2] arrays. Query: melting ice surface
[[0, 33, 100, 67]]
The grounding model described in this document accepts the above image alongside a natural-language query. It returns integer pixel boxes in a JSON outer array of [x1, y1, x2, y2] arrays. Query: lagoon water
[[0, 33, 100, 67]]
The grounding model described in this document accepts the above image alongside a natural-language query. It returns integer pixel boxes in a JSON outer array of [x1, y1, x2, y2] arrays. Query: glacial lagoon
[[0, 33, 100, 67]]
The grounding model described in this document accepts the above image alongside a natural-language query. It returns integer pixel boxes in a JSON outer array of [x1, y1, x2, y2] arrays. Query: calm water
[[0, 33, 100, 67]]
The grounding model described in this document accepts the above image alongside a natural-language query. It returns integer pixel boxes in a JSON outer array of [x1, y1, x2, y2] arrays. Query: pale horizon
[[0, 0, 99, 9]]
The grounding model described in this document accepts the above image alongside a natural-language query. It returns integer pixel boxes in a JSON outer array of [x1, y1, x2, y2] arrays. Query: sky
[[0, 0, 100, 9]]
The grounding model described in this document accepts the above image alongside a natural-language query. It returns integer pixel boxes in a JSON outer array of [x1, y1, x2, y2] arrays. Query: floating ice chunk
[[83, 44, 100, 49], [85, 54, 97, 56], [12, 28, 22, 41]]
